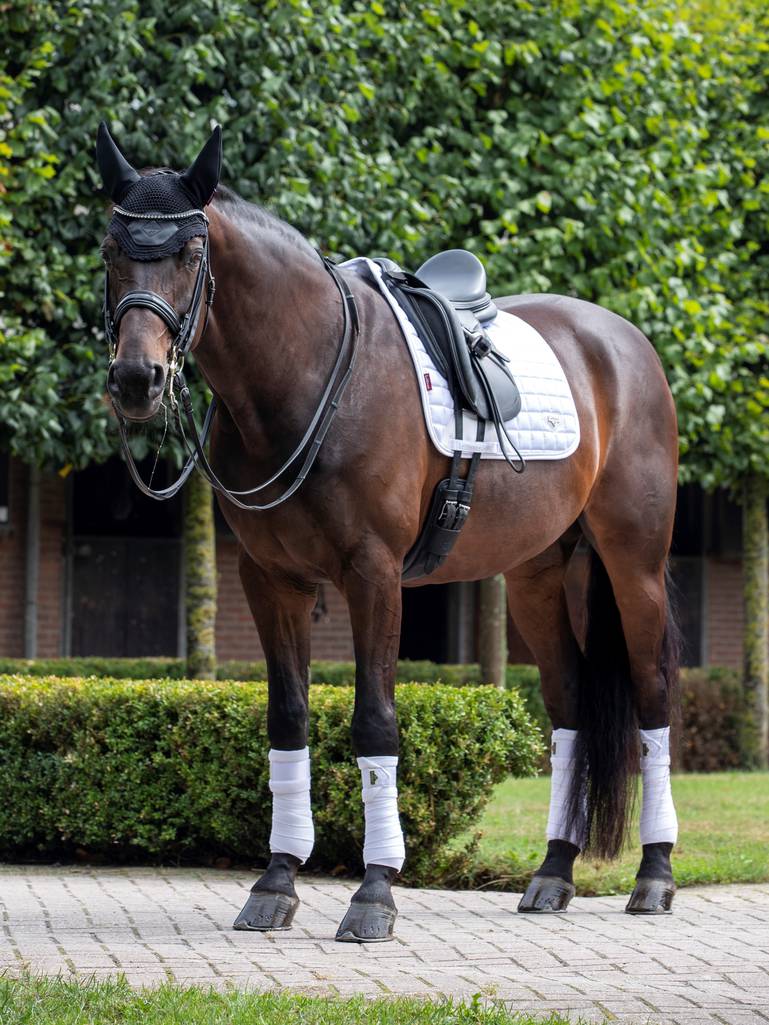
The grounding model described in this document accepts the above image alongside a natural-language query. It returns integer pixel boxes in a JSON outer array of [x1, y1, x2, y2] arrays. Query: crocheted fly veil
[[96, 122, 222, 260]]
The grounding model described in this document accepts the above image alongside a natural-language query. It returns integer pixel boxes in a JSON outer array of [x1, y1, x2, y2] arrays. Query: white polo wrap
[[358, 755, 405, 871], [546, 728, 582, 849], [268, 747, 314, 863], [639, 727, 678, 846]]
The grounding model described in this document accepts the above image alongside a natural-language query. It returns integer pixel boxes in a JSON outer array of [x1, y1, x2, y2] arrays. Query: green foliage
[[0, 675, 541, 881], [0, 658, 743, 771], [680, 667, 747, 772], [1, 0, 768, 489]]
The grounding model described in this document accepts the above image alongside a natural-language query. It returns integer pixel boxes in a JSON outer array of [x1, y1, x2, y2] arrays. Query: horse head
[[96, 122, 221, 421]]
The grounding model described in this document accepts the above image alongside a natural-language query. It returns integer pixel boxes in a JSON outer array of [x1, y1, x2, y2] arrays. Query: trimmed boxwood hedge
[[0, 659, 744, 771], [0, 676, 541, 881], [0, 656, 538, 688]]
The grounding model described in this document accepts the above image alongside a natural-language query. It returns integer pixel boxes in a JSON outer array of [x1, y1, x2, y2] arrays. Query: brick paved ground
[[1, 866, 768, 1024]]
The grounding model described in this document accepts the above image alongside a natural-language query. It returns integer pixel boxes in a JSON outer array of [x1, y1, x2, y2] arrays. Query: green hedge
[[0, 659, 743, 771], [0, 656, 538, 689], [0, 676, 541, 882]]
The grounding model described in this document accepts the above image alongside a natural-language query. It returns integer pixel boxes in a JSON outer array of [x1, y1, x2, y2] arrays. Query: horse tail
[[567, 548, 680, 860]]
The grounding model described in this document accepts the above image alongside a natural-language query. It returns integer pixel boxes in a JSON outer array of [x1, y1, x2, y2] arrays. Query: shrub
[[0, 676, 542, 882], [0, 657, 188, 680], [679, 667, 744, 772]]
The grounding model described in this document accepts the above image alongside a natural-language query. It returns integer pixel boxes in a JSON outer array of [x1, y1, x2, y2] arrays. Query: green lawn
[[0, 977, 576, 1025], [461, 772, 769, 896]]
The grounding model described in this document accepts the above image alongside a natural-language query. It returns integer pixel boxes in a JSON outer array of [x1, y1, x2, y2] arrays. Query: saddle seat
[[376, 249, 520, 423], [416, 249, 497, 325]]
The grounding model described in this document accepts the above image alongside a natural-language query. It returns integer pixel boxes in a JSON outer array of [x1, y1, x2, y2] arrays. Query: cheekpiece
[[108, 172, 208, 261]]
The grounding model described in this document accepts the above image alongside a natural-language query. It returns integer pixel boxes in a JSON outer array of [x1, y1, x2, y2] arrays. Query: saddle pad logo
[[547, 415, 560, 429], [424, 372, 432, 391]]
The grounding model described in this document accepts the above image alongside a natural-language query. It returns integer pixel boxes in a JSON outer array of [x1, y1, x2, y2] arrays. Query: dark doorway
[[70, 458, 182, 656], [399, 584, 450, 662]]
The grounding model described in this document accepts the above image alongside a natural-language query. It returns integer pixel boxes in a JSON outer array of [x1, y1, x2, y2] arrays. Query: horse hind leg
[[504, 539, 583, 914], [581, 514, 680, 914]]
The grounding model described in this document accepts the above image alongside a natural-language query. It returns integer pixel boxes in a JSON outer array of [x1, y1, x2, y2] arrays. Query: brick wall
[[0, 461, 66, 657], [705, 557, 743, 669], [214, 536, 354, 662], [0, 459, 27, 656]]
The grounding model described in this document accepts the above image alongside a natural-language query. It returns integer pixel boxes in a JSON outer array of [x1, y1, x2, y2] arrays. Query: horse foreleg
[[505, 542, 583, 913], [335, 545, 404, 943], [232, 552, 317, 932]]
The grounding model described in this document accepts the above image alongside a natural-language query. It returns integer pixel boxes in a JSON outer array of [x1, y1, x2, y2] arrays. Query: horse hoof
[[232, 891, 299, 931], [517, 876, 576, 913], [335, 902, 397, 942], [625, 878, 675, 914]]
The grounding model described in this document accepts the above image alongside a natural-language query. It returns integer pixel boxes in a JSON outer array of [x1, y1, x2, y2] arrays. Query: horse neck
[[194, 208, 343, 447]]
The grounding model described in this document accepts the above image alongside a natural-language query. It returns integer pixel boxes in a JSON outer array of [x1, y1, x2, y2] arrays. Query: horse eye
[[186, 249, 203, 267]]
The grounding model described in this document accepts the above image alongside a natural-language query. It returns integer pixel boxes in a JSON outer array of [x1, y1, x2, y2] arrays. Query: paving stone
[[1, 867, 768, 1023]]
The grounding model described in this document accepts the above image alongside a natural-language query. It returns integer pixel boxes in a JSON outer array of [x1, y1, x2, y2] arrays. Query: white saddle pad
[[343, 257, 580, 461]]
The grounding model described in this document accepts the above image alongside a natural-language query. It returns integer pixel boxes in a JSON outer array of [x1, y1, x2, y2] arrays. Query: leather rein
[[105, 228, 360, 510]]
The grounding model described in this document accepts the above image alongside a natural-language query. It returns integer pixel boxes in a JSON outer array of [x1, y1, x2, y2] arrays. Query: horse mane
[[212, 183, 316, 256]]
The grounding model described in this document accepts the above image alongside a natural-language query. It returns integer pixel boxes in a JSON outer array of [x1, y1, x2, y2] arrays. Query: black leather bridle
[[105, 225, 360, 509]]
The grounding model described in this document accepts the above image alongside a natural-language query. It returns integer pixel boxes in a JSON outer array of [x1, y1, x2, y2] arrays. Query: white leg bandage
[[269, 747, 314, 863], [358, 756, 405, 872], [546, 728, 582, 849], [639, 727, 678, 846]]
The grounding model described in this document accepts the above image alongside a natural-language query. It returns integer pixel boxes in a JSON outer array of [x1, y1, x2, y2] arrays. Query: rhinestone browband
[[112, 205, 208, 223]]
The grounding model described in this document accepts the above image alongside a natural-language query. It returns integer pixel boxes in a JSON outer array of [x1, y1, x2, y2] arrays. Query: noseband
[[104, 221, 360, 510]]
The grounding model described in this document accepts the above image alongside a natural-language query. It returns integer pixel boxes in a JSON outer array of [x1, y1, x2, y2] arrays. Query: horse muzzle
[[107, 357, 166, 421]]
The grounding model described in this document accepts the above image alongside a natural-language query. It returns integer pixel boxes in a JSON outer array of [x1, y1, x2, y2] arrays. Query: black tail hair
[[567, 548, 681, 860]]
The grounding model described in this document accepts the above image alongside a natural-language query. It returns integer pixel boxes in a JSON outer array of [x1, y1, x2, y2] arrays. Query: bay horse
[[96, 124, 680, 942]]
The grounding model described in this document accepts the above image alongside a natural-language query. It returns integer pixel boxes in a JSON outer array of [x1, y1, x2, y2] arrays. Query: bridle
[[104, 212, 360, 509]]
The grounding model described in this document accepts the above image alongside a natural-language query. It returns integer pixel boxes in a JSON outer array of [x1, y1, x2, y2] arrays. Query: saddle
[[376, 249, 521, 423], [376, 249, 525, 582]]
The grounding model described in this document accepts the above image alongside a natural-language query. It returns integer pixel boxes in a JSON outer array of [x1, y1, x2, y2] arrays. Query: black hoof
[[625, 878, 675, 914], [517, 875, 576, 913], [336, 902, 397, 942], [233, 890, 299, 931]]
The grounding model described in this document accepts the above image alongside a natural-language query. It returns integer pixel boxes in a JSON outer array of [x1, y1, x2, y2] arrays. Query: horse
[[95, 124, 681, 942]]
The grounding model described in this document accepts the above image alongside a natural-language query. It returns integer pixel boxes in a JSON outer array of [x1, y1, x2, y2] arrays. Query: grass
[[459, 771, 769, 896], [0, 976, 578, 1025]]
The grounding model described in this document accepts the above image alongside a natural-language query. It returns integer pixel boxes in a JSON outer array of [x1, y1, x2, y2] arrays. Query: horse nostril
[[107, 363, 120, 397], [150, 363, 166, 396]]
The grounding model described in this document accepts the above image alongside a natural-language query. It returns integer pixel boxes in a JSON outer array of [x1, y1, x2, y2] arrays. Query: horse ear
[[96, 121, 140, 203], [179, 125, 222, 208]]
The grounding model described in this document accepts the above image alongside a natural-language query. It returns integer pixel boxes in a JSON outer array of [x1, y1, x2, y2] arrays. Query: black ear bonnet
[[96, 122, 222, 261]]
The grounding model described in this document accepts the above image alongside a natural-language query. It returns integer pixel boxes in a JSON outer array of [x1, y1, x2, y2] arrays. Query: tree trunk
[[478, 575, 508, 688], [24, 465, 40, 659], [741, 474, 769, 769], [184, 472, 217, 680]]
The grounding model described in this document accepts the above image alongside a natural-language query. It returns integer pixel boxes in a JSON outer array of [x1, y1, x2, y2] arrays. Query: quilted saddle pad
[[343, 257, 580, 461]]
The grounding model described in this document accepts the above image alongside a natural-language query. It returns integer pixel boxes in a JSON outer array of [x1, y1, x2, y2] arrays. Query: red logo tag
[[424, 372, 432, 391]]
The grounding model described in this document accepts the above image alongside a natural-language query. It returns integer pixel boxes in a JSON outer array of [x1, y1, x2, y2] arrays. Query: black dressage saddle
[[376, 249, 525, 581], [376, 249, 521, 423]]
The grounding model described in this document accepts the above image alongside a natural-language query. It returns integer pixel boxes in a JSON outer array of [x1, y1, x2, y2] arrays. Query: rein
[[105, 241, 360, 509]]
